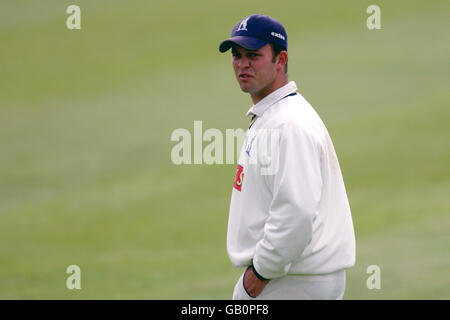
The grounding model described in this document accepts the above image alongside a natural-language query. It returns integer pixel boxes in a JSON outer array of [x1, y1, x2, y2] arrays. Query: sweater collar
[[246, 81, 298, 117]]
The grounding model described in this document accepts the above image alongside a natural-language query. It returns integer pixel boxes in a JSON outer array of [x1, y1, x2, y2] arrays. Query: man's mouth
[[239, 73, 253, 80]]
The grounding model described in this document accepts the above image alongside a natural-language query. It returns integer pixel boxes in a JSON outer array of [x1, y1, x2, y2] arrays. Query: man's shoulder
[[264, 93, 323, 130]]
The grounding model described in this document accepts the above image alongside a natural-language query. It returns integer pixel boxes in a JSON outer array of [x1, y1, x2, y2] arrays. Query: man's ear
[[276, 51, 288, 72]]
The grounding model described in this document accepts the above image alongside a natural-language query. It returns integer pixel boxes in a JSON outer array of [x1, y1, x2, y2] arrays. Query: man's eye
[[247, 53, 257, 58]]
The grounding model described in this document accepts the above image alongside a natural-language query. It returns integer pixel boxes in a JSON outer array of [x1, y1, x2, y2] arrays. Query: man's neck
[[250, 77, 289, 105]]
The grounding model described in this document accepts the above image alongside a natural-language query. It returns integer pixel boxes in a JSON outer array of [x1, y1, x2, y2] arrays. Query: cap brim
[[219, 36, 268, 53]]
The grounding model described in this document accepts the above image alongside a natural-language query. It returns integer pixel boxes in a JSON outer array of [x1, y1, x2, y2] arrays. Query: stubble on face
[[231, 44, 278, 103]]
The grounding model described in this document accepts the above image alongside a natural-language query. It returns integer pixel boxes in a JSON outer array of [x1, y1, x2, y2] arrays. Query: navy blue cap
[[219, 14, 287, 53]]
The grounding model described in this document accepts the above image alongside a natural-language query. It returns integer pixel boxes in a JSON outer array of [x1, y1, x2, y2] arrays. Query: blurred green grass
[[0, 0, 449, 299]]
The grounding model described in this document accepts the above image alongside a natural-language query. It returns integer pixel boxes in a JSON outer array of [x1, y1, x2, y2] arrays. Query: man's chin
[[239, 83, 253, 93]]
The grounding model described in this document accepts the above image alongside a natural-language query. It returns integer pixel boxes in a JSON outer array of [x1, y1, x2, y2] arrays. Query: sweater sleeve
[[252, 122, 323, 279]]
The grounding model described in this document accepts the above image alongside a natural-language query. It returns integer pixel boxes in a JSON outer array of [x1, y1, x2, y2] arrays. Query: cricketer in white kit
[[219, 14, 356, 300]]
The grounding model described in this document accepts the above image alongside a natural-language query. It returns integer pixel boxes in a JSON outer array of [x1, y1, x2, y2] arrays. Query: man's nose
[[238, 56, 250, 69]]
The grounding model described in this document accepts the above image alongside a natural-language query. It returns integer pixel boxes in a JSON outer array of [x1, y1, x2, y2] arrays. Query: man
[[219, 14, 356, 300]]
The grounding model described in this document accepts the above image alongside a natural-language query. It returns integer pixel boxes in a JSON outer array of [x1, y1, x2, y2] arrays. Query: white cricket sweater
[[227, 81, 356, 279]]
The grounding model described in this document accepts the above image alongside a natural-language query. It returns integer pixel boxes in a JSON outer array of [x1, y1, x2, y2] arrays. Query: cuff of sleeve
[[251, 264, 270, 281]]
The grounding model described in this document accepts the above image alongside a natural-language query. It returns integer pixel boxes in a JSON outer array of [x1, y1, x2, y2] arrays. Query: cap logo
[[237, 17, 250, 31], [271, 31, 285, 40]]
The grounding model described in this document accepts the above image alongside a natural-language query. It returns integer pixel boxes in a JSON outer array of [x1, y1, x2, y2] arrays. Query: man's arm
[[253, 122, 323, 280]]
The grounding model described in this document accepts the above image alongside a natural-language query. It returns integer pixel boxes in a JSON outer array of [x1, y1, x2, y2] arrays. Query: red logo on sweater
[[233, 165, 244, 191]]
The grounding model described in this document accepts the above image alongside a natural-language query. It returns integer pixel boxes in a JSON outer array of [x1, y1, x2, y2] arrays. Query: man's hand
[[243, 266, 269, 298]]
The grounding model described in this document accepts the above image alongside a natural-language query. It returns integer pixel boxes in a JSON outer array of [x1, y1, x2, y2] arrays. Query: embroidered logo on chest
[[233, 164, 244, 191]]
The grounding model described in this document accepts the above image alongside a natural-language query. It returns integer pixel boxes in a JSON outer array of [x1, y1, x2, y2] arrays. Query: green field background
[[1, 0, 449, 299]]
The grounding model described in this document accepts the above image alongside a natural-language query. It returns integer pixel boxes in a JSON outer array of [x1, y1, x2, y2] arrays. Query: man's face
[[231, 44, 278, 99]]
